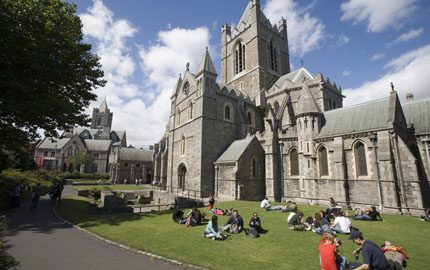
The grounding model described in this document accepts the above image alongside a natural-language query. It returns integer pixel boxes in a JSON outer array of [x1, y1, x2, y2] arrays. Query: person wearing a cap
[[348, 231, 391, 269]]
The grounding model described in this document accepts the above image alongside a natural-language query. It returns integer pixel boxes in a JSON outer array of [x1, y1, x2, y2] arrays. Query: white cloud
[[371, 53, 385, 62], [343, 45, 430, 106], [79, 1, 212, 147], [342, 70, 352, 77], [263, 0, 325, 56], [340, 0, 418, 33], [337, 35, 350, 46], [387, 28, 424, 47]]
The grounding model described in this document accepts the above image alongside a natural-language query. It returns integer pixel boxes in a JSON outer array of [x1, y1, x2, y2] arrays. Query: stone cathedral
[[153, 0, 430, 214]]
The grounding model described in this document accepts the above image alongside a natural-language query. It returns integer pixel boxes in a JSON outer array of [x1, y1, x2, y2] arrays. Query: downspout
[[369, 133, 383, 211], [279, 140, 284, 202]]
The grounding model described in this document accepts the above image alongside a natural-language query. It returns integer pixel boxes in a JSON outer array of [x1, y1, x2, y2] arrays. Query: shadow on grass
[[59, 196, 179, 229]]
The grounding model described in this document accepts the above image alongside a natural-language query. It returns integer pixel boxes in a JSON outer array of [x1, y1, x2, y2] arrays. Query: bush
[[88, 186, 112, 200], [58, 172, 110, 180], [0, 170, 59, 210]]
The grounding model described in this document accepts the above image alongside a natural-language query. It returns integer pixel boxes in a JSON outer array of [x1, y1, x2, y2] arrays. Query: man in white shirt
[[260, 197, 270, 209], [332, 212, 351, 234]]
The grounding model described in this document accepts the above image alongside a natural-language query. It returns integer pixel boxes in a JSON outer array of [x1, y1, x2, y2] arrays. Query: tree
[[0, 0, 105, 170], [68, 149, 91, 172]]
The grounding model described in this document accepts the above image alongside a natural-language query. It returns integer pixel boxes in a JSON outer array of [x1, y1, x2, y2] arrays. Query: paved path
[[4, 187, 185, 270]]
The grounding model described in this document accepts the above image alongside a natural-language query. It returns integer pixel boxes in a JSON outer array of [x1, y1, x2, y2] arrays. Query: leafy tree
[[0, 0, 105, 170], [68, 149, 91, 170]]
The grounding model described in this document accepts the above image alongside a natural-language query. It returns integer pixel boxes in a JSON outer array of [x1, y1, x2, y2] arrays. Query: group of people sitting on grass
[[203, 210, 268, 240], [172, 206, 207, 227]]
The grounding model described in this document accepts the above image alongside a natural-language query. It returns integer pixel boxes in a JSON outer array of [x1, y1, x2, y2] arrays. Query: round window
[[123, 162, 129, 168], [135, 163, 141, 168]]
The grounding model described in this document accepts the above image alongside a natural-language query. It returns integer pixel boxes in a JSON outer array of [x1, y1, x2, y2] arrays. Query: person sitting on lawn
[[319, 232, 346, 270], [223, 210, 244, 233], [287, 206, 298, 223], [313, 212, 332, 235], [288, 211, 308, 231], [204, 215, 225, 240], [172, 206, 185, 224], [331, 211, 351, 234], [246, 212, 267, 237], [353, 206, 383, 221], [348, 231, 390, 270]]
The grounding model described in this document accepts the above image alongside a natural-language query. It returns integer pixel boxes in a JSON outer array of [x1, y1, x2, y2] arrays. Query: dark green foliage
[[0, 170, 59, 209], [0, 0, 105, 171], [58, 172, 110, 180], [0, 216, 19, 270]]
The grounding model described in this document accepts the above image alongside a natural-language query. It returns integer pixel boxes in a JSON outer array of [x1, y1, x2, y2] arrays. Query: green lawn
[[72, 184, 149, 191], [59, 196, 430, 270]]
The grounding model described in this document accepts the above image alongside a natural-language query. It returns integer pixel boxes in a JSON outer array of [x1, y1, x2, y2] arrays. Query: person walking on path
[[30, 184, 41, 210]]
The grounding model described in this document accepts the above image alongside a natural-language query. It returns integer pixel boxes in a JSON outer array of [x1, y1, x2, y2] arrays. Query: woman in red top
[[319, 233, 346, 270]]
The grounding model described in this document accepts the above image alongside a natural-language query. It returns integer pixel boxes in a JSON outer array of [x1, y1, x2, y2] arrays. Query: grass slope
[[59, 196, 430, 270]]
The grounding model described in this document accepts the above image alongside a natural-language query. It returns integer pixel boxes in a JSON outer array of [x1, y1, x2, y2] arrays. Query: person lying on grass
[[223, 209, 244, 234], [204, 215, 226, 240], [353, 206, 383, 221]]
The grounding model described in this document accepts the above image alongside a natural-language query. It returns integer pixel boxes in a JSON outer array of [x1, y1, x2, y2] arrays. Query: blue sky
[[71, 0, 430, 147]]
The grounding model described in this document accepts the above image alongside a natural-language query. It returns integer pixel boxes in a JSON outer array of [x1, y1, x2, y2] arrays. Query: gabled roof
[[318, 98, 390, 138], [216, 136, 255, 162], [267, 67, 315, 93], [403, 98, 430, 135], [74, 127, 102, 137], [171, 74, 183, 98], [119, 148, 153, 161], [84, 140, 112, 152], [197, 47, 217, 76], [38, 137, 70, 150]]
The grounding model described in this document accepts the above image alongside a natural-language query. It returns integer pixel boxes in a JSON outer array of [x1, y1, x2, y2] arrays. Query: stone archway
[[178, 164, 187, 190]]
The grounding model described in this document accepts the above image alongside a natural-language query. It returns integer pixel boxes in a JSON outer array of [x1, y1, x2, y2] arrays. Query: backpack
[[247, 227, 260, 238], [229, 224, 240, 234]]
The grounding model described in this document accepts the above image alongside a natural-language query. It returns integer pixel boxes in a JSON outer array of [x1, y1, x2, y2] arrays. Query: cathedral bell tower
[[221, 0, 290, 99], [91, 99, 113, 138]]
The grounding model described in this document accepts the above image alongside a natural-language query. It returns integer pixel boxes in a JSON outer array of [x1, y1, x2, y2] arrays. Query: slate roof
[[267, 67, 314, 93], [38, 137, 70, 149], [296, 81, 320, 116], [197, 47, 217, 75], [119, 148, 153, 161], [84, 140, 112, 152], [216, 136, 254, 162], [74, 127, 102, 137], [403, 98, 430, 135], [318, 98, 390, 138]]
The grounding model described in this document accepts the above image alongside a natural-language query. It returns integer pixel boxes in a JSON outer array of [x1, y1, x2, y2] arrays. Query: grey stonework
[[153, 0, 430, 215], [35, 100, 130, 175]]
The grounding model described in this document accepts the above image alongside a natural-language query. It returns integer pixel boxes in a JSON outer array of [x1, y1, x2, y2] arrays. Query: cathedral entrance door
[[178, 164, 187, 190]]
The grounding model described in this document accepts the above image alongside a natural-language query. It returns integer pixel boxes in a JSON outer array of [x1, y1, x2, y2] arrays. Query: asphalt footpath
[[4, 188, 186, 270]]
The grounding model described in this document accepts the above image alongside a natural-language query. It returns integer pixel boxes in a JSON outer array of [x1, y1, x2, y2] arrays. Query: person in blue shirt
[[348, 231, 391, 270], [204, 215, 225, 240], [223, 210, 244, 233]]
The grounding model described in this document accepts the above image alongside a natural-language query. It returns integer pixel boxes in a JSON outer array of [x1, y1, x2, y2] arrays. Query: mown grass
[[72, 184, 149, 191], [59, 196, 430, 270]]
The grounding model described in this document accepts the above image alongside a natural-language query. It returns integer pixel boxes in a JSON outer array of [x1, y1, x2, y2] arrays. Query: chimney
[[406, 93, 414, 102]]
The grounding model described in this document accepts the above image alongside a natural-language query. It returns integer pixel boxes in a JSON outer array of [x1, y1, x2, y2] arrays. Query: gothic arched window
[[234, 41, 246, 74], [96, 117, 102, 127], [268, 39, 278, 72], [224, 104, 232, 121], [290, 148, 299, 176], [354, 141, 368, 176], [318, 146, 329, 176], [274, 101, 280, 116]]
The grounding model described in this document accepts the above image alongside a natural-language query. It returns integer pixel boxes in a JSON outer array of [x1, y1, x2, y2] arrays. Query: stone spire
[[296, 78, 319, 116], [171, 73, 183, 98], [197, 47, 217, 76], [99, 98, 108, 112]]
